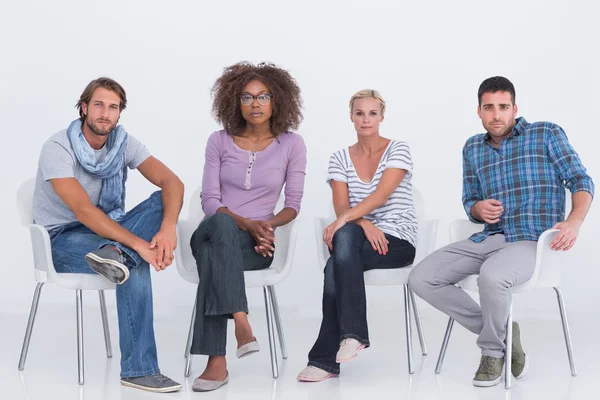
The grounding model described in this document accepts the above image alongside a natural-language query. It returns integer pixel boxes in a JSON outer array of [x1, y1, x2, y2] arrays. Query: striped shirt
[[327, 140, 418, 246], [463, 117, 594, 243]]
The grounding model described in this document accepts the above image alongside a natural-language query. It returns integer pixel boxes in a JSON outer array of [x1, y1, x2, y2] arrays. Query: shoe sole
[[120, 380, 181, 393], [472, 375, 502, 387], [237, 348, 259, 359], [192, 380, 228, 392], [236, 339, 260, 358], [297, 374, 338, 382], [336, 344, 366, 363], [514, 354, 529, 379], [86, 253, 130, 284]]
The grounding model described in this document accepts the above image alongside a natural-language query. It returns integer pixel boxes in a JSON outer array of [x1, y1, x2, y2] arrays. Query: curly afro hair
[[211, 62, 303, 136]]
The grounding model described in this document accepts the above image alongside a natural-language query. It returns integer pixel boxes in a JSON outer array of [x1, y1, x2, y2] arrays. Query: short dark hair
[[76, 77, 127, 120], [478, 76, 515, 105], [211, 62, 303, 136]]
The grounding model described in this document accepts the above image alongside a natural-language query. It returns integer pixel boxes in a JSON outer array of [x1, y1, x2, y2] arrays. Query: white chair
[[16, 178, 115, 385], [434, 220, 577, 389], [175, 188, 298, 379], [314, 187, 439, 373]]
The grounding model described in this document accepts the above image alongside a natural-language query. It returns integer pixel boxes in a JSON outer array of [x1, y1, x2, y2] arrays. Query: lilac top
[[201, 130, 307, 221]]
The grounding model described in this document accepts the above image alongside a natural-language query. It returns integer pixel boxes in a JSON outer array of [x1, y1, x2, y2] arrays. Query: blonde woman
[[298, 90, 417, 381]]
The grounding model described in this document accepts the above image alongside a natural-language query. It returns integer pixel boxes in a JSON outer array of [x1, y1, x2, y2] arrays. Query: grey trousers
[[189, 213, 273, 356], [408, 234, 536, 358]]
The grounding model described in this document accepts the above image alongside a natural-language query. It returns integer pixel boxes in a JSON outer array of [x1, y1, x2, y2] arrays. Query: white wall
[[1, 0, 598, 321]]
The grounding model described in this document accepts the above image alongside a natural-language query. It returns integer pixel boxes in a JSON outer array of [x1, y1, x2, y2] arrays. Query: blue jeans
[[307, 224, 416, 374], [189, 213, 273, 356], [49, 191, 164, 378]]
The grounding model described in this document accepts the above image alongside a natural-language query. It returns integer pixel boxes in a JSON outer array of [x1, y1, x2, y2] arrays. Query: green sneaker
[[473, 355, 504, 387], [511, 322, 528, 379]]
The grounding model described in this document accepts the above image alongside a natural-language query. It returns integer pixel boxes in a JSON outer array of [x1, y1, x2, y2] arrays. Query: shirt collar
[[483, 117, 528, 142]]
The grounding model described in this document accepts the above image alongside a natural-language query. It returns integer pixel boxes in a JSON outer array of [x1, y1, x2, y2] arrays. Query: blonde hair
[[349, 89, 386, 115]]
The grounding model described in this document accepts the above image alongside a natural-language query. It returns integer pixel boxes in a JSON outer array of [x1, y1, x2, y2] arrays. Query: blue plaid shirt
[[462, 117, 594, 243]]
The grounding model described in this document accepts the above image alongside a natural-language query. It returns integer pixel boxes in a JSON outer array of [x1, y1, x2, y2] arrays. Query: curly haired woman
[[189, 62, 307, 392]]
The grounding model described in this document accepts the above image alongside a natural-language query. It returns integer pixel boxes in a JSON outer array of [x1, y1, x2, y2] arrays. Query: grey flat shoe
[[236, 338, 260, 358], [192, 373, 229, 392], [120, 373, 181, 393]]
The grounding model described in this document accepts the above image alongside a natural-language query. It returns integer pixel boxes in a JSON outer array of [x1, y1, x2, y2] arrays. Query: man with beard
[[409, 76, 593, 387], [32, 77, 184, 393]]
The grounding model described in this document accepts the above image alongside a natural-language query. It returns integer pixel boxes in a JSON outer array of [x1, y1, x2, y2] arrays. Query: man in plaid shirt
[[409, 76, 593, 387]]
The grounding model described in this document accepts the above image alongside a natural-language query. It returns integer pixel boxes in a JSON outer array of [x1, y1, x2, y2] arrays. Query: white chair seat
[[364, 267, 414, 286], [51, 274, 116, 290]]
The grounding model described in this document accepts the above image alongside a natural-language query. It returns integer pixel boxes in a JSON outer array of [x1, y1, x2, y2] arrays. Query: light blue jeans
[[49, 191, 164, 378]]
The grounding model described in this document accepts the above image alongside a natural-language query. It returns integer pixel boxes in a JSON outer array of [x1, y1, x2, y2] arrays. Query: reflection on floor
[[2, 301, 596, 400]]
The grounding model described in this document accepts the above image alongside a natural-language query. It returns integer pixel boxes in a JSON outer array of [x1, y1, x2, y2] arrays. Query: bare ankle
[[206, 355, 226, 367], [200, 356, 227, 380]]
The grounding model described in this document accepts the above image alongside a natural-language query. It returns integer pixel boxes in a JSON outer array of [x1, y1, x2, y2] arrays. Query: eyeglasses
[[240, 93, 272, 106]]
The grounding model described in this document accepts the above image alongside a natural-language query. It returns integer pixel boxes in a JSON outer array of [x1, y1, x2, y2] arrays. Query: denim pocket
[[48, 226, 65, 243]]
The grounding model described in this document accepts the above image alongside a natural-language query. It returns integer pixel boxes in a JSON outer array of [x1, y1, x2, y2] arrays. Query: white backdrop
[[1, 0, 598, 322]]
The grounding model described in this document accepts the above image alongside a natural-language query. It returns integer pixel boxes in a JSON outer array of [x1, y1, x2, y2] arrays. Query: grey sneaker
[[511, 322, 528, 379], [473, 355, 504, 387], [120, 373, 182, 393], [85, 245, 129, 284]]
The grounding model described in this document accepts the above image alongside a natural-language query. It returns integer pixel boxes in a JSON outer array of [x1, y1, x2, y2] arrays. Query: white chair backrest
[[531, 229, 565, 288], [314, 217, 330, 269], [412, 186, 425, 224], [17, 178, 36, 225], [188, 187, 204, 222], [449, 219, 482, 243], [16, 178, 56, 280], [412, 187, 438, 264], [175, 188, 203, 279]]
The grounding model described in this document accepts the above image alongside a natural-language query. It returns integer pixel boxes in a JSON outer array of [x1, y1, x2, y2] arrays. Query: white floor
[[2, 299, 598, 400]]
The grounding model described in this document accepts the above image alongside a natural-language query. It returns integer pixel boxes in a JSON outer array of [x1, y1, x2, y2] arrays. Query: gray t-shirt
[[33, 129, 151, 230]]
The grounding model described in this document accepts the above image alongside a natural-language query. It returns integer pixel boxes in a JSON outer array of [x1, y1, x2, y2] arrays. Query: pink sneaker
[[336, 338, 366, 363], [297, 366, 338, 382]]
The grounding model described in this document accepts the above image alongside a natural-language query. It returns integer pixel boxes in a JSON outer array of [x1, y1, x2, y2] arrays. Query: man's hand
[[473, 199, 504, 224], [135, 244, 162, 271], [550, 220, 581, 251], [150, 224, 177, 268]]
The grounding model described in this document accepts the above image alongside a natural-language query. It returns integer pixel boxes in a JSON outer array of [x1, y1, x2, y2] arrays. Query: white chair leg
[[505, 303, 513, 389], [435, 317, 454, 374], [18, 283, 44, 371], [268, 286, 288, 359], [263, 287, 279, 379], [98, 290, 112, 358], [184, 300, 197, 377], [554, 287, 577, 376], [76, 290, 84, 385], [184, 298, 197, 358], [403, 284, 414, 374], [409, 289, 428, 356]]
